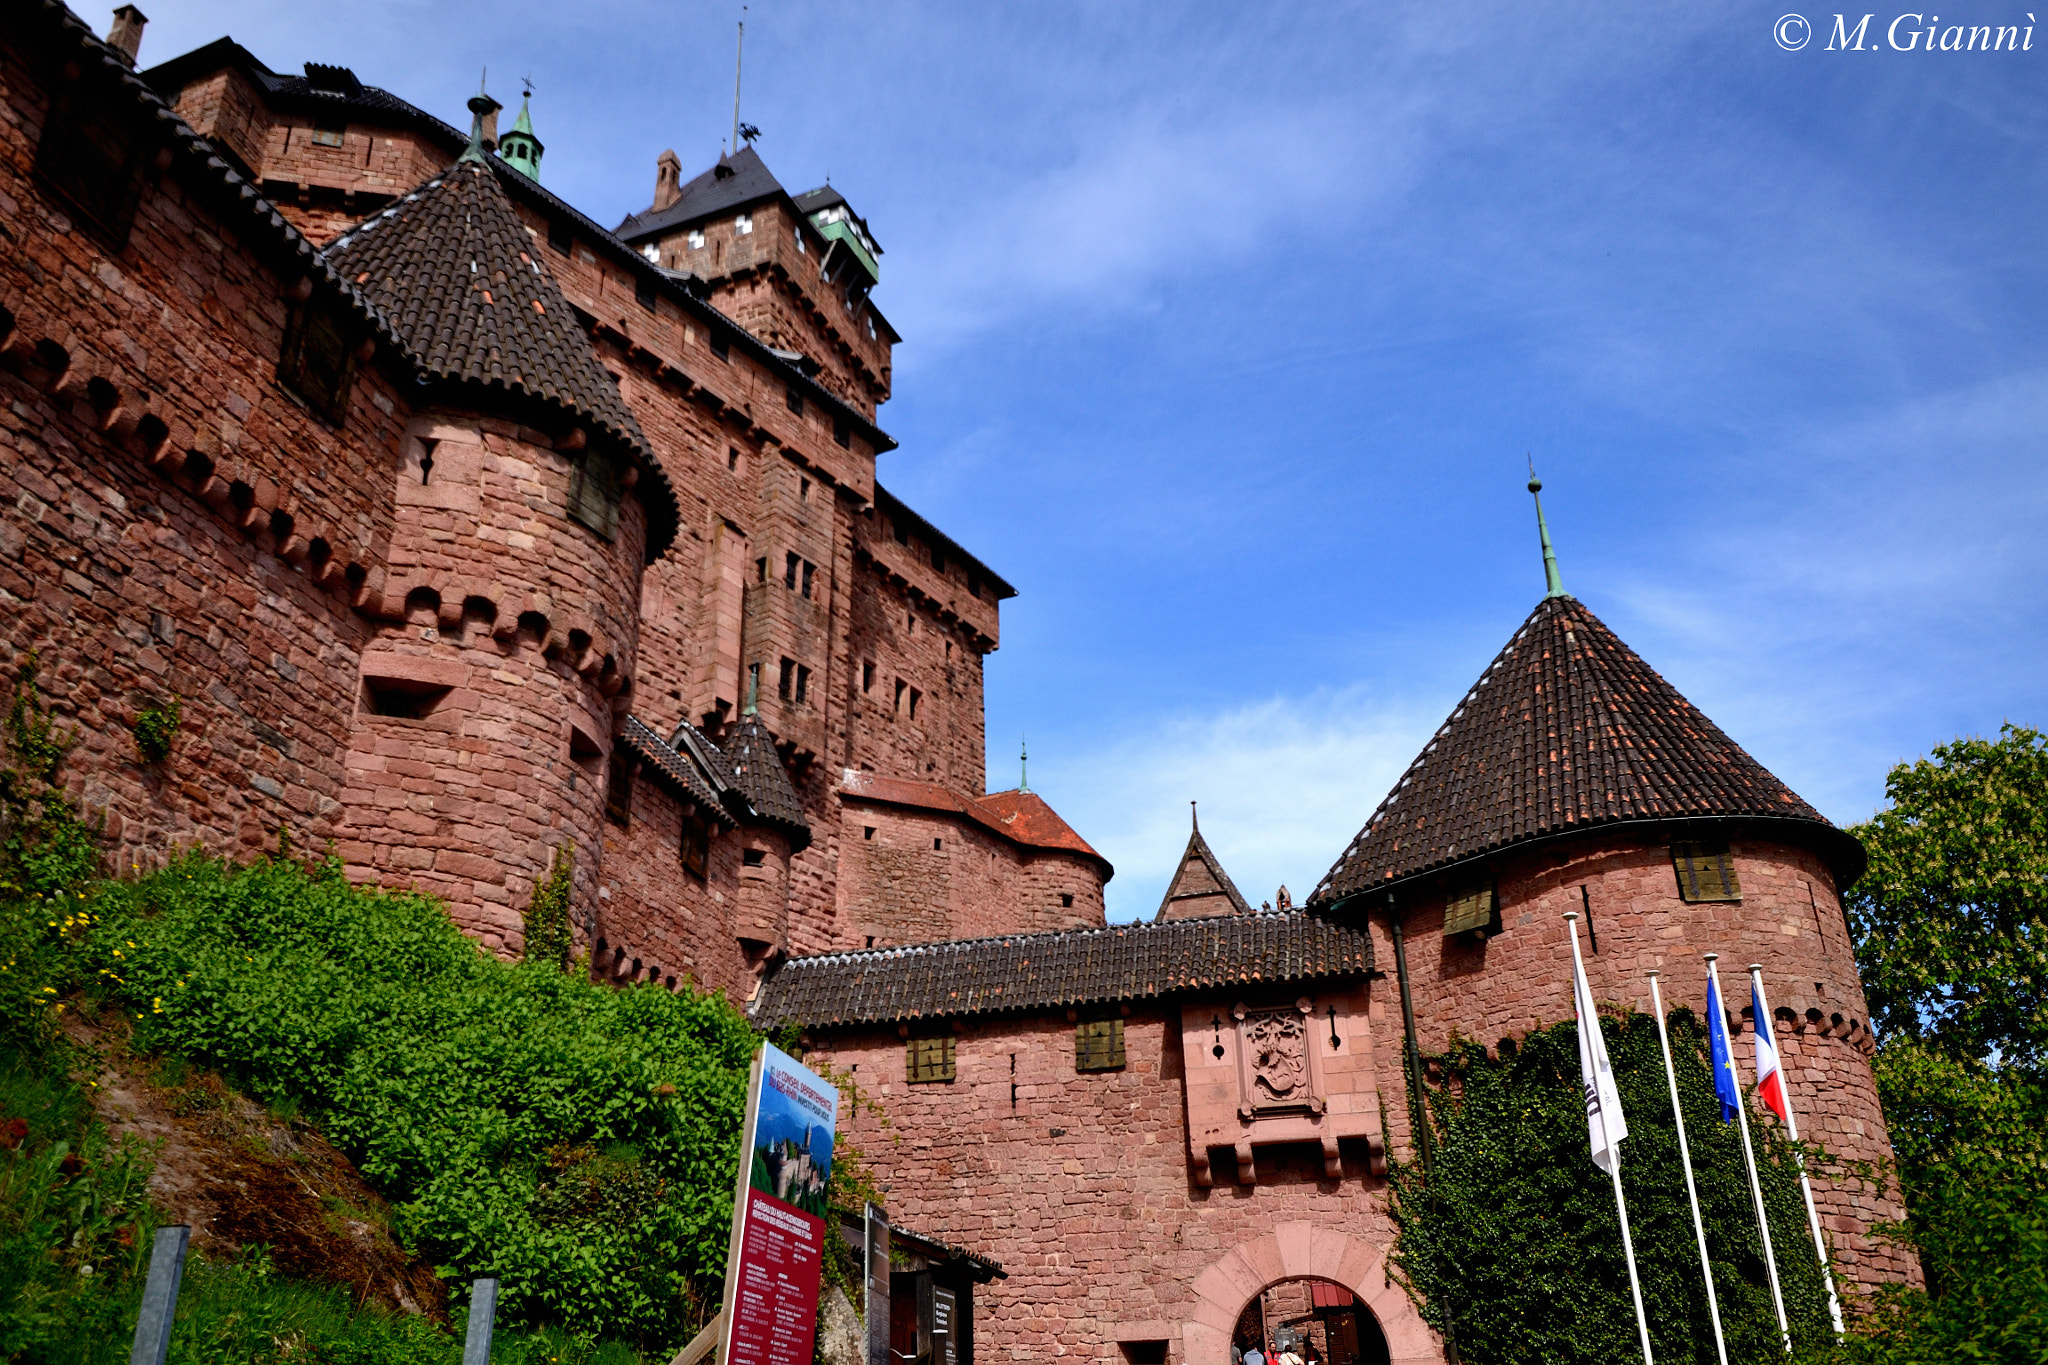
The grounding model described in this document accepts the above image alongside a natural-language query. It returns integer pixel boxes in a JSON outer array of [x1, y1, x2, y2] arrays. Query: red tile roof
[[837, 773, 1112, 878], [1312, 595, 1861, 906]]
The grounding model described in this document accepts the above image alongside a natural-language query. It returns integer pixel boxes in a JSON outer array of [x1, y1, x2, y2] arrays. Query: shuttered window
[[277, 304, 356, 427], [1075, 1018, 1125, 1072], [907, 1034, 955, 1084], [567, 448, 620, 540], [679, 816, 709, 880], [1672, 842, 1742, 902], [1444, 883, 1496, 936]]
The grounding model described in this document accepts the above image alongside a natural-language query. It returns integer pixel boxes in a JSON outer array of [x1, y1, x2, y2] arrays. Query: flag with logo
[[1752, 980, 1791, 1121], [1572, 943, 1628, 1173], [1707, 969, 1742, 1123]]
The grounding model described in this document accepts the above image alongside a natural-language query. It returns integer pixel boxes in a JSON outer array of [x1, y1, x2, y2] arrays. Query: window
[[933, 838, 943, 851], [711, 332, 730, 360], [906, 612, 916, 636], [799, 477, 810, 501], [36, 88, 146, 245], [566, 448, 620, 540], [548, 219, 572, 255], [277, 304, 357, 427], [893, 680, 907, 715], [742, 847, 767, 867], [907, 1034, 955, 1084], [736, 212, 753, 235], [362, 677, 450, 719], [861, 660, 875, 693], [801, 561, 815, 599], [688, 228, 705, 249], [863, 826, 875, 841], [1061, 893, 1074, 909], [833, 414, 851, 448], [1673, 843, 1742, 903], [635, 273, 657, 311], [605, 759, 633, 827], [795, 664, 810, 705], [786, 388, 804, 416], [867, 315, 877, 340], [1444, 883, 1496, 937], [309, 121, 346, 147], [785, 552, 801, 589], [908, 688, 921, 721], [931, 546, 947, 575], [893, 519, 910, 545], [967, 575, 981, 600], [728, 447, 741, 472], [778, 657, 795, 701], [794, 225, 806, 253], [679, 817, 709, 879], [1076, 1018, 1126, 1072], [755, 557, 768, 584]]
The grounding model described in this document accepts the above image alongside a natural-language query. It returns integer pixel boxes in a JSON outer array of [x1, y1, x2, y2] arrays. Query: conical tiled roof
[[324, 160, 676, 552], [720, 714, 810, 844], [1311, 595, 1857, 906]]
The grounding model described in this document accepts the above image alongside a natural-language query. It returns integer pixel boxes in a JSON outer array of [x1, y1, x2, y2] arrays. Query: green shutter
[[567, 448, 620, 540], [1444, 884, 1495, 936], [908, 1034, 955, 1083], [1672, 842, 1742, 902], [1075, 1018, 1125, 1072]]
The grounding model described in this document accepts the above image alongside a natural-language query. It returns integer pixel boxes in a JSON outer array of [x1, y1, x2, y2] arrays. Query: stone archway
[[1183, 1223, 1440, 1365]]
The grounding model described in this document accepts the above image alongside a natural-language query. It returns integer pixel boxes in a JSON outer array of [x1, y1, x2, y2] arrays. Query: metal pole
[[1750, 965, 1845, 1337], [1648, 971, 1728, 1365], [463, 1277, 499, 1365], [129, 1225, 190, 1365], [1565, 913, 1652, 1365], [1709, 955, 1790, 1352]]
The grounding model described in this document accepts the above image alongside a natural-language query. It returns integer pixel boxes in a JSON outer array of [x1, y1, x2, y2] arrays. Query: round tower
[[1309, 486, 1918, 1294], [325, 107, 678, 955]]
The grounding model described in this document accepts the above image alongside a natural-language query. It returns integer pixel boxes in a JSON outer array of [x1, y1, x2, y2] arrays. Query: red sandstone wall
[[1365, 833, 1915, 1294], [843, 547, 990, 795], [811, 1001, 1427, 1365], [0, 37, 416, 870], [332, 413, 648, 954]]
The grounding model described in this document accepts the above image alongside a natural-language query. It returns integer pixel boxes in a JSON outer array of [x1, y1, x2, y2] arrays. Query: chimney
[[106, 5, 147, 67], [654, 150, 682, 211], [478, 94, 502, 152]]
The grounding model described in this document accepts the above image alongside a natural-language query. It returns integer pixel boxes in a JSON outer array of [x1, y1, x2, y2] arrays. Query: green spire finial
[[1019, 737, 1029, 793], [743, 664, 760, 717], [500, 89, 545, 181], [1527, 455, 1570, 600]]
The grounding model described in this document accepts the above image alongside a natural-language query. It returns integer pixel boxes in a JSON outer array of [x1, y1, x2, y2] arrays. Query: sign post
[[720, 1043, 840, 1365], [864, 1203, 891, 1365]]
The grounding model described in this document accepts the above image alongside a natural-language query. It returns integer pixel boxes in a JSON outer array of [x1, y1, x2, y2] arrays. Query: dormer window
[[736, 213, 753, 235], [688, 229, 705, 250]]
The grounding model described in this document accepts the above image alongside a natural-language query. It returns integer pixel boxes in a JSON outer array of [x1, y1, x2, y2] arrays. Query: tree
[[1845, 723, 2048, 1071]]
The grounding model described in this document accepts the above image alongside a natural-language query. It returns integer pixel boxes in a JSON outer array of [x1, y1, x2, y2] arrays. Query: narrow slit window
[[786, 388, 804, 416], [908, 688, 921, 721], [785, 552, 801, 589], [795, 664, 810, 705], [893, 680, 906, 715], [778, 657, 795, 701], [605, 758, 633, 828], [1673, 842, 1742, 902], [755, 557, 768, 584], [862, 660, 875, 693], [801, 561, 815, 599]]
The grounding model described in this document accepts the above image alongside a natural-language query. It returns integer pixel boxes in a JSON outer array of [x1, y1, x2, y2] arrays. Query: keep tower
[[1308, 480, 1919, 1294]]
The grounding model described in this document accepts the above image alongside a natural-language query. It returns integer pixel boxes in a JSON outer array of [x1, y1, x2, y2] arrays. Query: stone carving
[[1244, 1008, 1310, 1105]]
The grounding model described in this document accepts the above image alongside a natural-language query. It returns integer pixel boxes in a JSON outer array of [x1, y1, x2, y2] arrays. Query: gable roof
[[615, 145, 785, 243], [1154, 818, 1252, 921], [1311, 595, 1862, 907], [749, 911, 1374, 1029]]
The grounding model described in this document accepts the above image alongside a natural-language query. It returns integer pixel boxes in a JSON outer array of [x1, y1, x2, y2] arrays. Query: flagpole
[[1648, 971, 1728, 1365], [1750, 965, 1846, 1337], [1566, 912, 1653, 1365], [1709, 954, 1790, 1352]]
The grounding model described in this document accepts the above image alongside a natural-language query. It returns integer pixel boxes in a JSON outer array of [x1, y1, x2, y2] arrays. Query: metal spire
[[1191, 800, 1199, 833], [1527, 456, 1570, 600], [743, 664, 760, 717], [1018, 737, 1029, 793], [460, 71, 499, 165]]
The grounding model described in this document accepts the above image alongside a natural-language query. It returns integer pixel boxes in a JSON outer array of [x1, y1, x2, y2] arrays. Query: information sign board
[[720, 1044, 840, 1365]]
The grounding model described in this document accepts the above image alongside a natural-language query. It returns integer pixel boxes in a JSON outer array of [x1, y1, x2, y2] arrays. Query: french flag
[[1752, 979, 1790, 1121]]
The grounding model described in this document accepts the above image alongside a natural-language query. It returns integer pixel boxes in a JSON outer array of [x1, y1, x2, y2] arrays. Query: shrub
[[130, 698, 180, 766], [522, 844, 573, 970], [1390, 1009, 1836, 1364], [79, 854, 757, 1353]]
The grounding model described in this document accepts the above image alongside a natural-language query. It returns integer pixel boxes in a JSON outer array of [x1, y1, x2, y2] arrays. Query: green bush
[[1390, 1009, 1836, 1364], [73, 854, 756, 1353], [129, 699, 180, 767], [522, 844, 573, 970]]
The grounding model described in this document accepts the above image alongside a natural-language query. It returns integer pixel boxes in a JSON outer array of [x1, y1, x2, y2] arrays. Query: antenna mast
[[731, 9, 746, 158]]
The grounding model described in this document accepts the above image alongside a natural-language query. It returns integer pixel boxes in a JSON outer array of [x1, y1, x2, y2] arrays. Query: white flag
[[1573, 945, 1628, 1174]]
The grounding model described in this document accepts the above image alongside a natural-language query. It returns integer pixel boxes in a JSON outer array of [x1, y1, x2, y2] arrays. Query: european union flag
[[1707, 969, 1742, 1124]]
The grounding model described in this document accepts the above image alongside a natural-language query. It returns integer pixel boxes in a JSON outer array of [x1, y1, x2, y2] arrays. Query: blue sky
[[132, 1, 2047, 922]]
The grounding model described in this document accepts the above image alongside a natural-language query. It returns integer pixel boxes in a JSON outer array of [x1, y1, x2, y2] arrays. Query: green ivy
[[1390, 1009, 1837, 1364], [130, 697, 181, 766], [522, 845, 573, 971], [0, 653, 99, 905]]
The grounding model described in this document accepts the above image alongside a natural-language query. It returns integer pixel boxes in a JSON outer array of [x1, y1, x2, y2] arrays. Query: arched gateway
[[1184, 1224, 1438, 1365]]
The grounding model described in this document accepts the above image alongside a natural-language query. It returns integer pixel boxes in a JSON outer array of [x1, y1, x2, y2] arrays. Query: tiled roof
[[718, 715, 811, 845], [325, 161, 647, 452], [975, 791, 1109, 865], [615, 145, 785, 243], [618, 717, 730, 824], [836, 772, 1111, 875], [749, 911, 1374, 1028], [1312, 595, 1856, 906], [1154, 821, 1252, 920]]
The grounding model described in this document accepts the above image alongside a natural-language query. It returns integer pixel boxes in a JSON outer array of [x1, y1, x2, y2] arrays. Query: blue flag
[[1707, 970, 1742, 1124]]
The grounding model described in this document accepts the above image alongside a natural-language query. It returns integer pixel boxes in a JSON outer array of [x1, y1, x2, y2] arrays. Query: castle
[[0, 8, 1913, 1363]]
